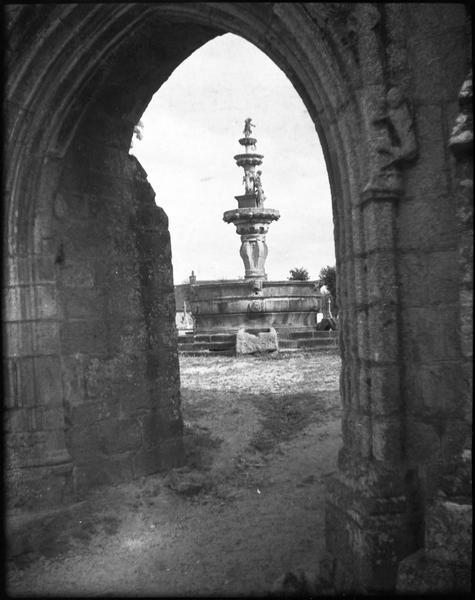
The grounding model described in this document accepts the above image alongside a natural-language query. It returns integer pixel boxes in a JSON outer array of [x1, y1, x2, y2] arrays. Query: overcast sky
[[132, 33, 335, 284]]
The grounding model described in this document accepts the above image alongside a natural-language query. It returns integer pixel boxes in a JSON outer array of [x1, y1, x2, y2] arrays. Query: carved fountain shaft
[[223, 119, 280, 280]]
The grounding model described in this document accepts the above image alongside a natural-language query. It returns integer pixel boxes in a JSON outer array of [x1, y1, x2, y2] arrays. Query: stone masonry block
[[408, 104, 447, 170], [369, 365, 401, 416], [397, 194, 457, 252], [64, 287, 105, 320], [441, 420, 471, 461], [33, 355, 64, 407], [60, 319, 108, 355], [357, 366, 370, 413], [106, 319, 149, 356], [362, 200, 395, 252], [366, 252, 398, 305], [407, 363, 465, 419], [56, 192, 90, 220], [401, 305, 460, 363], [372, 417, 402, 463], [61, 354, 86, 406], [367, 304, 399, 363], [60, 260, 95, 287], [3, 359, 18, 408], [4, 357, 38, 408], [6, 430, 50, 467], [459, 288, 472, 358], [425, 499, 472, 565], [70, 400, 119, 430], [408, 30, 467, 102], [105, 287, 143, 320], [399, 251, 458, 307], [132, 438, 185, 478], [97, 417, 142, 455], [140, 410, 183, 448], [351, 206, 365, 256], [236, 327, 278, 354], [4, 284, 59, 321], [458, 231, 473, 286], [4, 405, 66, 432], [397, 547, 470, 594], [62, 220, 109, 258], [5, 321, 61, 357], [406, 421, 442, 464], [353, 257, 367, 305], [6, 256, 55, 286], [356, 309, 369, 361], [341, 411, 372, 460]]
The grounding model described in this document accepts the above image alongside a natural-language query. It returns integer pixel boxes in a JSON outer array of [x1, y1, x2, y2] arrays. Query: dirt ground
[[7, 350, 341, 597]]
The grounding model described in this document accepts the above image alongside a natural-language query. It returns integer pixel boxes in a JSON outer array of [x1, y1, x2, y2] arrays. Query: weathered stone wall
[[4, 2, 472, 593], [55, 134, 183, 497], [5, 131, 183, 508]]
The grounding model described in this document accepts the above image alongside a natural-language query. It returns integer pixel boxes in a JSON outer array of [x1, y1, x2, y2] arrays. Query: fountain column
[[223, 119, 280, 280]]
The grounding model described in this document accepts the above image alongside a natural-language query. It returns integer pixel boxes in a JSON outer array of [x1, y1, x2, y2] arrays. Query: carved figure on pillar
[[243, 170, 254, 194], [449, 69, 473, 155], [368, 86, 418, 191], [254, 170, 266, 205]]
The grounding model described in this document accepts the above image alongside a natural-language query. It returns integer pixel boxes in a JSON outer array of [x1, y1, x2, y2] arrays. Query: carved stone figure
[[377, 87, 417, 165], [367, 86, 418, 191], [253, 170, 266, 205], [449, 69, 473, 154], [243, 118, 255, 137], [242, 170, 254, 194]]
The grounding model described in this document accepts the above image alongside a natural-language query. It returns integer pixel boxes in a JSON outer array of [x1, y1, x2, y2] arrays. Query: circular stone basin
[[238, 137, 257, 146], [188, 280, 321, 334], [233, 153, 263, 166], [223, 207, 280, 223]]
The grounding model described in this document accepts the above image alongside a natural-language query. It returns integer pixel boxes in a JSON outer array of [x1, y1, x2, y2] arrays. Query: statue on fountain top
[[243, 118, 255, 138]]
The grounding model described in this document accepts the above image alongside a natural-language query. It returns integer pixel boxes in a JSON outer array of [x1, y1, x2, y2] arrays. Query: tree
[[317, 265, 337, 313], [288, 267, 310, 281]]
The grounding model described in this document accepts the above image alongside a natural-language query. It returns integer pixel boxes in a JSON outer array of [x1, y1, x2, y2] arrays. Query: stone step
[[297, 338, 338, 348], [286, 330, 315, 339], [193, 333, 236, 343], [178, 341, 234, 351], [285, 330, 338, 340], [179, 349, 235, 357], [279, 338, 337, 348], [279, 340, 298, 349]]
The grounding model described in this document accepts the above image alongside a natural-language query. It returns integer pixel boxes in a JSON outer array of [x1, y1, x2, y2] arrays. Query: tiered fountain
[[182, 120, 329, 352], [223, 118, 280, 279]]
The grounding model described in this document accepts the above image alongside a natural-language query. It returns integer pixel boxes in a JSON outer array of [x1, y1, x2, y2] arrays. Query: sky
[[131, 33, 335, 284]]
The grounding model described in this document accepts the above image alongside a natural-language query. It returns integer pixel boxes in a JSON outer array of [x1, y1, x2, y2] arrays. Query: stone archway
[[5, 3, 471, 593]]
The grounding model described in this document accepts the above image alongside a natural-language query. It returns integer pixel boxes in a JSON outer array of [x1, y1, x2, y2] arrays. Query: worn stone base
[[322, 469, 420, 593], [396, 496, 472, 593], [236, 327, 278, 354], [397, 548, 471, 594]]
